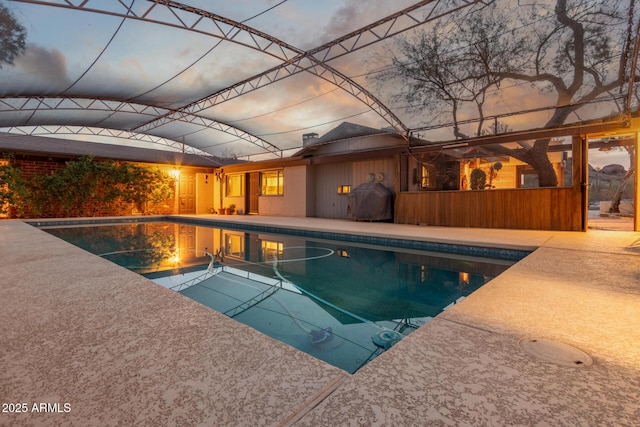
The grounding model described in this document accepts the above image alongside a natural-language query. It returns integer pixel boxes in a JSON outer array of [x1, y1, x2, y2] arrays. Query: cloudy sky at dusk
[[0, 0, 635, 166]]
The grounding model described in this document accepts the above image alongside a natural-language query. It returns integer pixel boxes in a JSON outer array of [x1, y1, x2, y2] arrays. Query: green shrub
[[0, 161, 29, 217], [1, 155, 175, 218]]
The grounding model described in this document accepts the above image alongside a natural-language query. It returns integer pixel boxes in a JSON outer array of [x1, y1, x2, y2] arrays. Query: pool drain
[[518, 338, 593, 367]]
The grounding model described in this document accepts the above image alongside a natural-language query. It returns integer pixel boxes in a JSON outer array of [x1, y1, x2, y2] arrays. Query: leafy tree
[[375, 0, 633, 187], [609, 145, 635, 213], [0, 2, 27, 68]]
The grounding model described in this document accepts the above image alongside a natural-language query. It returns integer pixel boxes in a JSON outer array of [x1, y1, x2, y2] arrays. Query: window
[[420, 163, 433, 189], [226, 174, 244, 197], [401, 136, 574, 192], [224, 233, 244, 258], [261, 240, 283, 262], [261, 170, 283, 195], [337, 185, 350, 194]]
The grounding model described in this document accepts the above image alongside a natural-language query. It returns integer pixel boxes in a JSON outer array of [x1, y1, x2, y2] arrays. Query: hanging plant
[[470, 168, 487, 190]]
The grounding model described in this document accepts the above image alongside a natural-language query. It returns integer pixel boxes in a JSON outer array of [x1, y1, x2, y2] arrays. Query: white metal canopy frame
[[0, 0, 638, 161]]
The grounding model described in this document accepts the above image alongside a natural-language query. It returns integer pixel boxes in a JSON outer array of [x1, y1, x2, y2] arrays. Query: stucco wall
[[196, 173, 215, 214], [259, 165, 309, 217]]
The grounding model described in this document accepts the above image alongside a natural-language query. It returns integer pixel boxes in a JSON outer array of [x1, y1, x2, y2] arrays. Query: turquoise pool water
[[42, 220, 518, 373]]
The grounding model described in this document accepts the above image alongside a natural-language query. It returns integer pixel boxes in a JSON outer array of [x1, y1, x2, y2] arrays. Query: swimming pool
[[40, 219, 521, 373]]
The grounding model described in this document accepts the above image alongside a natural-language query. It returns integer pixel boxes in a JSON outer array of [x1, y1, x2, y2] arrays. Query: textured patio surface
[[1, 216, 639, 426]]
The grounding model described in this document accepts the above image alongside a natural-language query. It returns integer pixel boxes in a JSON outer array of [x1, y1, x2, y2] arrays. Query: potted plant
[[226, 204, 236, 215], [217, 207, 226, 215]]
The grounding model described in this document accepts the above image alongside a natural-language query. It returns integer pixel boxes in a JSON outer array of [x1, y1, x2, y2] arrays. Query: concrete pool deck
[[1, 216, 639, 426]]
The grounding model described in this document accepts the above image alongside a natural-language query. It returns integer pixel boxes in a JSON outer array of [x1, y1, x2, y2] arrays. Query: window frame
[[260, 170, 284, 196], [225, 173, 245, 197], [401, 137, 574, 192]]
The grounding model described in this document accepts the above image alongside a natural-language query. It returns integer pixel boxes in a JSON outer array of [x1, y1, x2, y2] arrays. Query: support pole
[[574, 134, 589, 232], [635, 132, 639, 231]]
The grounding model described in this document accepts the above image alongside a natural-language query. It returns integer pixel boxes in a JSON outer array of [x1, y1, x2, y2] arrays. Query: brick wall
[[13, 157, 66, 178]]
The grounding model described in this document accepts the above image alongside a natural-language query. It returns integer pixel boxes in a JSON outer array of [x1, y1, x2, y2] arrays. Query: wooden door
[[179, 174, 196, 214], [247, 172, 259, 214]]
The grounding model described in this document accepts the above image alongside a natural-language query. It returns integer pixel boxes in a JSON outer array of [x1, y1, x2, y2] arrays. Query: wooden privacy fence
[[395, 187, 583, 231]]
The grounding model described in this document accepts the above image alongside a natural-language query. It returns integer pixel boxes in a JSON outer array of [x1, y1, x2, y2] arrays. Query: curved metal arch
[[11, 0, 300, 62], [136, 55, 408, 137], [306, 0, 482, 63], [13, 0, 409, 136], [0, 95, 171, 119], [0, 96, 283, 157], [135, 0, 483, 136], [2, 125, 214, 156]]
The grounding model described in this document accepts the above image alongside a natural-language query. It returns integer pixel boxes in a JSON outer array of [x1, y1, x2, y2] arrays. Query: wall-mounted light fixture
[[205, 174, 209, 184]]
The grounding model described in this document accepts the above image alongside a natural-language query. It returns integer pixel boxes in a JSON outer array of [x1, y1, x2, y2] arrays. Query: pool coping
[[3, 216, 640, 425], [29, 216, 527, 374]]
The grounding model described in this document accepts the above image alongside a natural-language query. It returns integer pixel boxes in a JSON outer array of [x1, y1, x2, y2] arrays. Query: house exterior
[[0, 133, 221, 217], [215, 122, 406, 219], [214, 120, 639, 232], [2, 119, 637, 231]]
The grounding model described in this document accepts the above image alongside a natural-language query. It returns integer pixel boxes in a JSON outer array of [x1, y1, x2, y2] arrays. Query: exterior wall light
[[337, 185, 350, 194]]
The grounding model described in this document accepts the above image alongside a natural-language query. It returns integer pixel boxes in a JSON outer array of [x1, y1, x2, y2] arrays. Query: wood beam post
[[635, 133, 639, 231]]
